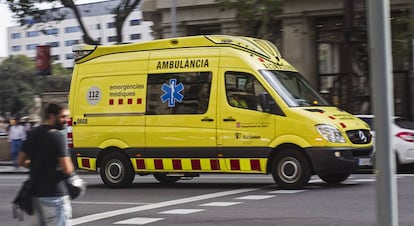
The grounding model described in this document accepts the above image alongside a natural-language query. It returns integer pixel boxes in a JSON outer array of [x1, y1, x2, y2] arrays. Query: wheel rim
[[105, 159, 124, 184], [278, 157, 301, 184]]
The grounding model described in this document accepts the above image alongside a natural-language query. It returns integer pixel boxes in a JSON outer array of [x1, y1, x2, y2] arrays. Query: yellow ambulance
[[68, 35, 372, 189]]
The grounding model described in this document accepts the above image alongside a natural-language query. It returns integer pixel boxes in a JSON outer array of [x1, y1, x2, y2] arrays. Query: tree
[[0, 55, 71, 116], [6, 0, 142, 45], [216, 0, 284, 40]]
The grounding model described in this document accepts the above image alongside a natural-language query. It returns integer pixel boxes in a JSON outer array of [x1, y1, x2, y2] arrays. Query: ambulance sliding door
[[145, 49, 219, 158]]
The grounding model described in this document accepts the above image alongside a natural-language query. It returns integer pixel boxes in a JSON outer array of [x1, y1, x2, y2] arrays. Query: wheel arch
[[96, 146, 130, 169], [267, 143, 315, 175]]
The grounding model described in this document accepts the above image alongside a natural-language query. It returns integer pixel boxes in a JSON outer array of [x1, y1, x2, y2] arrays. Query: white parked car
[[356, 115, 414, 169]]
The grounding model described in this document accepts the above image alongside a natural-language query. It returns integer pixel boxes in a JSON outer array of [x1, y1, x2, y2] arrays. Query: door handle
[[201, 117, 214, 122], [223, 117, 236, 122]]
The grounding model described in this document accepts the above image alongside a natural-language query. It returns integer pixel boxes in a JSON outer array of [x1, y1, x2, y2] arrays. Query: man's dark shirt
[[23, 125, 69, 197]]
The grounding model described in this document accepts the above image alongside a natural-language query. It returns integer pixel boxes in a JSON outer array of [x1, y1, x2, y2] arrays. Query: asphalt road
[[2, 172, 414, 226]]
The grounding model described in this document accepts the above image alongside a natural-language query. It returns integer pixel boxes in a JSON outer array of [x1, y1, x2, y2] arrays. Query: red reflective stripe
[[191, 159, 201, 170], [128, 98, 133, 104], [109, 99, 114, 105], [210, 159, 220, 170], [250, 159, 261, 171], [154, 159, 163, 169], [230, 159, 240, 170], [137, 98, 142, 104], [172, 159, 182, 170], [136, 159, 145, 169], [118, 99, 123, 105], [82, 159, 90, 168]]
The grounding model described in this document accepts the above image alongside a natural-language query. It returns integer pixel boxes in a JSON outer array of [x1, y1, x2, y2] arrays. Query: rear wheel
[[319, 173, 350, 184], [271, 149, 311, 189], [100, 152, 135, 188], [153, 173, 181, 184]]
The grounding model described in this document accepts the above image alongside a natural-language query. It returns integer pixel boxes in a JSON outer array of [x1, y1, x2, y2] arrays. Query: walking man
[[18, 103, 75, 226], [7, 117, 26, 168]]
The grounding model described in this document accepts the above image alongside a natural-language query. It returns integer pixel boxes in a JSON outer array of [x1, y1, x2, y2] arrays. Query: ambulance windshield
[[260, 70, 329, 107]]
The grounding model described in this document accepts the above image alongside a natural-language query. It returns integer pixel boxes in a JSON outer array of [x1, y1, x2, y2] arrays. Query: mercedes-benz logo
[[358, 130, 367, 143]]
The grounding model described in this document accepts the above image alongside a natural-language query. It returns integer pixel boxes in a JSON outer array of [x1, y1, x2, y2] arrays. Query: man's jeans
[[32, 196, 72, 226], [11, 139, 22, 167]]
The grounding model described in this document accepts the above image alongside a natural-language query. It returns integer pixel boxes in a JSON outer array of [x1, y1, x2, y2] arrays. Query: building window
[[47, 41, 60, 48], [66, 53, 74, 59], [26, 44, 38, 50], [96, 24, 101, 30], [107, 36, 117, 42], [12, 46, 21, 52], [65, 40, 79, 46], [51, 55, 60, 61], [130, 33, 141, 40], [11, 33, 21, 39], [45, 28, 59, 35], [130, 19, 141, 26], [107, 22, 115, 28], [65, 26, 80, 33], [97, 37, 102, 43], [26, 31, 39, 37], [146, 72, 212, 115]]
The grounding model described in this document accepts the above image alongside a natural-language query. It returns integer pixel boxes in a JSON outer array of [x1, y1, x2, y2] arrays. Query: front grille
[[346, 129, 372, 144]]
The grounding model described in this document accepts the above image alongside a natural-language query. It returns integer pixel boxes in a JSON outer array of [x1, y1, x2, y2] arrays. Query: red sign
[[36, 45, 51, 75]]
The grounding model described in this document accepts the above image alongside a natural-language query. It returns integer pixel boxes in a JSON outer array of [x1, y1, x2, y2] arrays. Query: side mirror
[[258, 93, 274, 113], [258, 93, 285, 115]]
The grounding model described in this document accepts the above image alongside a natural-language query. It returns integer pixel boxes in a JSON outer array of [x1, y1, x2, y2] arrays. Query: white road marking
[[199, 202, 242, 207], [235, 195, 275, 200], [72, 188, 258, 225], [114, 217, 164, 225], [0, 184, 20, 186], [159, 209, 205, 214], [353, 179, 376, 182], [309, 179, 324, 183], [73, 201, 151, 205], [268, 190, 305, 194]]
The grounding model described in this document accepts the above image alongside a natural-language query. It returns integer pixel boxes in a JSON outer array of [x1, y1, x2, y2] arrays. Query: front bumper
[[305, 146, 373, 176]]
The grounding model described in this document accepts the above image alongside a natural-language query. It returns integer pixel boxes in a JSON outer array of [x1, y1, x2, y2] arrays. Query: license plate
[[358, 157, 372, 166]]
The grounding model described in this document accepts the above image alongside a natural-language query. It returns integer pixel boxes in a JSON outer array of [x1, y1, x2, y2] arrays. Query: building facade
[[142, 0, 414, 117], [7, 0, 153, 68]]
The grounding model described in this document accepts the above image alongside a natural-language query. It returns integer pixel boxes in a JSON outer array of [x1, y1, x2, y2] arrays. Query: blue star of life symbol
[[161, 79, 184, 107]]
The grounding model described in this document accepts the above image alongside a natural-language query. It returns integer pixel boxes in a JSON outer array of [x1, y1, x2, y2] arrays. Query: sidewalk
[[0, 161, 29, 174]]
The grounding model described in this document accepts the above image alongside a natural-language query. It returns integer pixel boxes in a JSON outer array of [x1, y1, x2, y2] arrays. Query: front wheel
[[100, 152, 135, 188], [319, 173, 350, 184], [271, 149, 311, 189], [153, 173, 181, 184]]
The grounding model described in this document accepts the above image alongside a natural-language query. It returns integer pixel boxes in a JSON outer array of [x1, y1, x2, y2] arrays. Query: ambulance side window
[[147, 72, 212, 115], [225, 72, 270, 112]]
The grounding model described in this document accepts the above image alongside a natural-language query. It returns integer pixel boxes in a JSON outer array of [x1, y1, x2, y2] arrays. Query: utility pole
[[367, 0, 399, 225], [171, 0, 177, 37]]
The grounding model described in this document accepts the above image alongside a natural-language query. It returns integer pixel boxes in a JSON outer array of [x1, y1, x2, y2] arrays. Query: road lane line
[[72, 201, 152, 205], [159, 209, 205, 214], [114, 217, 164, 225], [235, 195, 276, 200], [72, 188, 259, 225]]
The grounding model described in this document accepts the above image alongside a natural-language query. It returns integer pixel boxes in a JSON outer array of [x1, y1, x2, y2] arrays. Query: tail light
[[67, 117, 73, 148], [396, 132, 414, 142]]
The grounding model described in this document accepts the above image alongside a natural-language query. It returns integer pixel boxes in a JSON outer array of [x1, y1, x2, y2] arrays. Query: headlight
[[315, 124, 345, 143]]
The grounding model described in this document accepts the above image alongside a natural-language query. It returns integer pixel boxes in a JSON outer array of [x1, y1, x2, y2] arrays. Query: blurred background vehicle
[[356, 115, 414, 170]]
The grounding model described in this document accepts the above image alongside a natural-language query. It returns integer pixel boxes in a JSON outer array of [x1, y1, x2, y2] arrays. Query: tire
[[271, 149, 311, 189], [153, 173, 181, 184], [100, 152, 135, 188], [319, 173, 350, 184]]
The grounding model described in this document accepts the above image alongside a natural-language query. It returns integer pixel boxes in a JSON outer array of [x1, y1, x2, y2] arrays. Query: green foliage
[[0, 55, 71, 116], [215, 0, 284, 39]]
